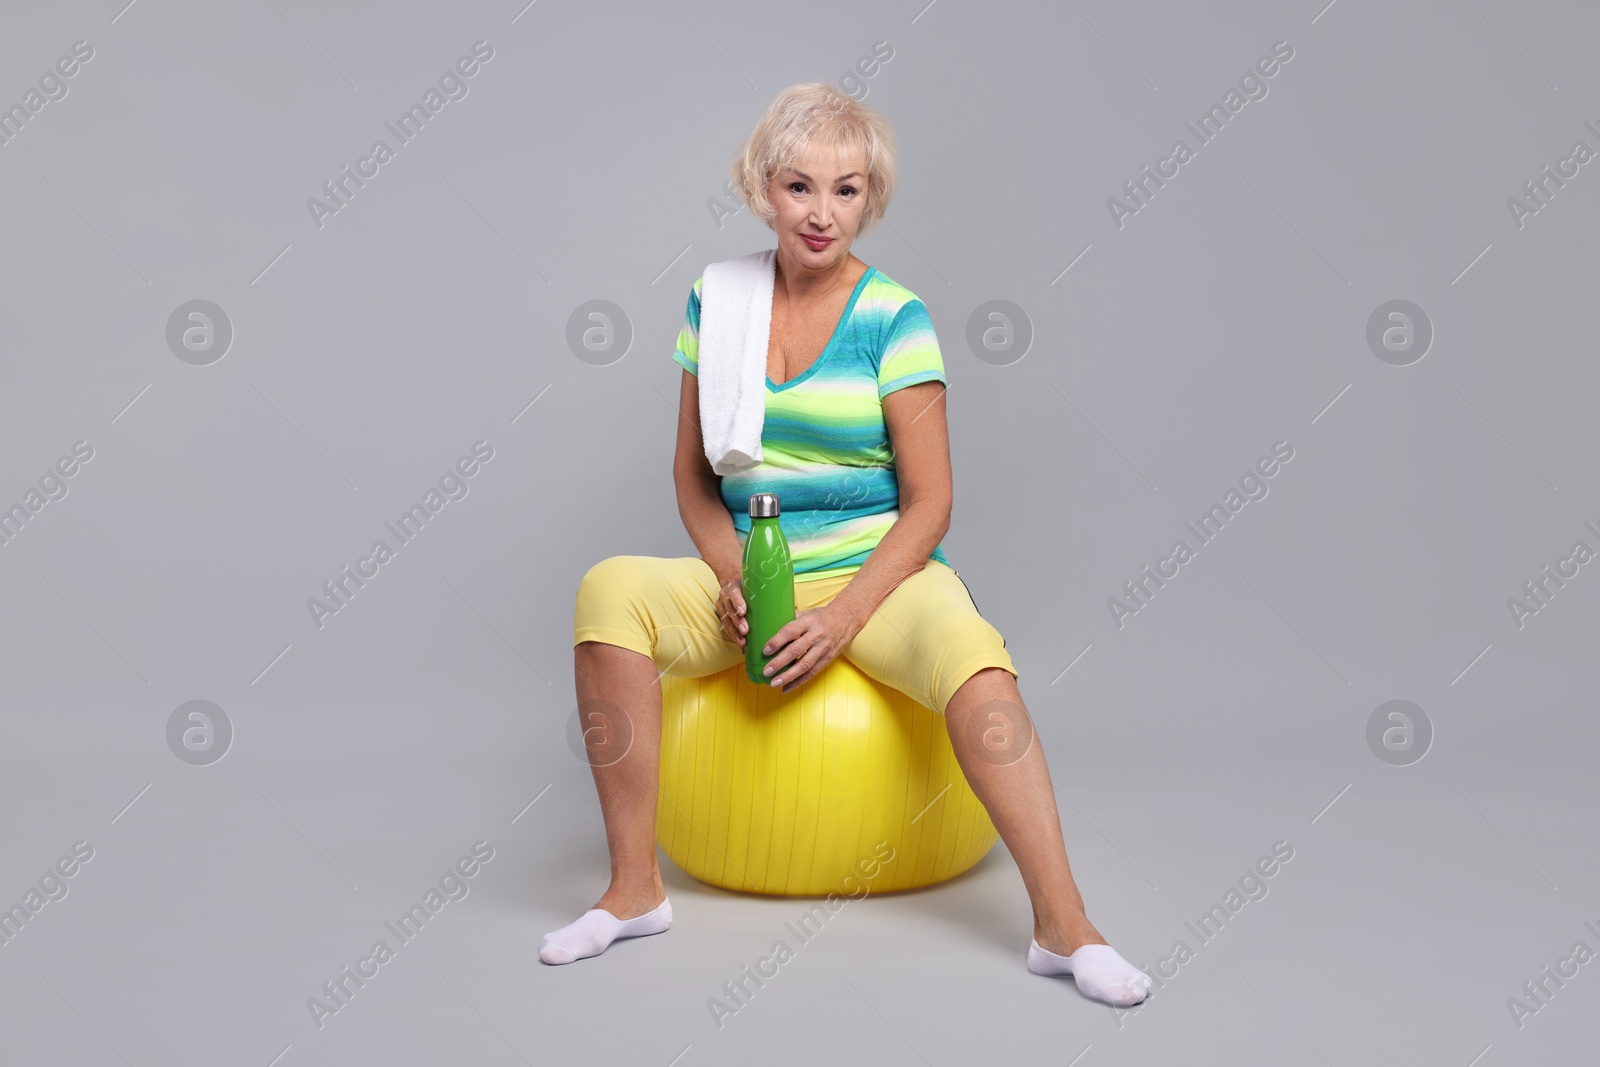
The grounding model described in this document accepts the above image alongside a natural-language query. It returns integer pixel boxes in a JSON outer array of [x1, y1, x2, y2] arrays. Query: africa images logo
[[306, 441, 495, 629], [305, 41, 495, 230]]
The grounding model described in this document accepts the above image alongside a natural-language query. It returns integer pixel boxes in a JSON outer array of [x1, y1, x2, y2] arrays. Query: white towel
[[697, 247, 777, 476]]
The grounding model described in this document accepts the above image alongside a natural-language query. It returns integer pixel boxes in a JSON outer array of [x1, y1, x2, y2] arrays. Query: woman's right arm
[[672, 368, 744, 592]]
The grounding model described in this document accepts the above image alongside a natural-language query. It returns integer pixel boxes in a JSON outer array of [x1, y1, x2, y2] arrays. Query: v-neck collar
[[766, 265, 876, 393]]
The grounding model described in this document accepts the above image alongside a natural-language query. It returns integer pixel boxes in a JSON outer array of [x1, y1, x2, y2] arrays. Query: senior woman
[[543, 83, 1151, 1008]]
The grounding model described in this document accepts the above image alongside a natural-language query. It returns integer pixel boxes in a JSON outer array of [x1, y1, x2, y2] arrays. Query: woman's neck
[[773, 252, 866, 303]]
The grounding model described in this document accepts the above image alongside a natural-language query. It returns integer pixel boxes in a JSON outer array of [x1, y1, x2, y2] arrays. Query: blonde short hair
[[729, 82, 898, 235]]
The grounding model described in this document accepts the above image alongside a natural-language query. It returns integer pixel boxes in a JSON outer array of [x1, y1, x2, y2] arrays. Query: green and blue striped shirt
[[674, 265, 952, 581]]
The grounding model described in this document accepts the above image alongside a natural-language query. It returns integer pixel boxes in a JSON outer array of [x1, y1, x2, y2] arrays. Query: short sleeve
[[877, 298, 947, 399], [672, 276, 702, 376]]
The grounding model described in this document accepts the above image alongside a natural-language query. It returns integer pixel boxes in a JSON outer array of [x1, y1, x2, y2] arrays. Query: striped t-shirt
[[673, 264, 952, 582]]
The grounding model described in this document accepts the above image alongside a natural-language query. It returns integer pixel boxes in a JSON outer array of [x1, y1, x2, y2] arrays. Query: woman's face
[[766, 142, 868, 272]]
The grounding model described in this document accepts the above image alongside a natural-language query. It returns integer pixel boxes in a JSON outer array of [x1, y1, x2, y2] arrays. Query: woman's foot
[[539, 893, 672, 965], [592, 881, 666, 921], [1029, 917, 1151, 1006]]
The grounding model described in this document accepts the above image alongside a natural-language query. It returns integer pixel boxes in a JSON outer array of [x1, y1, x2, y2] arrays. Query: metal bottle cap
[[749, 492, 780, 518]]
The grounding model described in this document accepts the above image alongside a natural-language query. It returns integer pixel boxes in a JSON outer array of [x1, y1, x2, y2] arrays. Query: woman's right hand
[[716, 578, 748, 647]]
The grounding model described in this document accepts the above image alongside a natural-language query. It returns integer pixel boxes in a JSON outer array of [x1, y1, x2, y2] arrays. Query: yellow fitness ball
[[655, 656, 998, 896]]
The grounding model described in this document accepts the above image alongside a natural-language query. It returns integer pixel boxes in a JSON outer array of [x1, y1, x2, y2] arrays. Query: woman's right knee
[[577, 555, 650, 611], [580, 554, 644, 592], [574, 555, 675, 641]]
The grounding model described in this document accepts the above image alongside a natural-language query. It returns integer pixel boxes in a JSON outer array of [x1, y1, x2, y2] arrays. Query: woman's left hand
[[760, 604, 862, 692]]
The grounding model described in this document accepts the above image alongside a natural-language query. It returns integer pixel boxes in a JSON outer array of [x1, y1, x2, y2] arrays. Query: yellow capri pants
[[573, 556, 1017, 715]]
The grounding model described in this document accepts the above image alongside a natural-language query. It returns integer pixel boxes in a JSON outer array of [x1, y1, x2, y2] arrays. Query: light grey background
[[1, 0, 1596, 1064]]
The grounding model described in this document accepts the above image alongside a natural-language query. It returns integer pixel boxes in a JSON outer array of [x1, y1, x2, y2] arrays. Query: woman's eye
[[789, 182, 807, 194]]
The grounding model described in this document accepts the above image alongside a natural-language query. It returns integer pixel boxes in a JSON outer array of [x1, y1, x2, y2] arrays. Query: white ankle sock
[[1028, 939, 1153, 1006], [539, 898, 672, 965]]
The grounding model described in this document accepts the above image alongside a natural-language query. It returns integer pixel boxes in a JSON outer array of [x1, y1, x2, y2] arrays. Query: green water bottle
[[743, 492, 796, 685]]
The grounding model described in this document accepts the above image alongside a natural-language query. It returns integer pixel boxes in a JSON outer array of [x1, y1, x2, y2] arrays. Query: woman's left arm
[[760, 380, 952, 689]]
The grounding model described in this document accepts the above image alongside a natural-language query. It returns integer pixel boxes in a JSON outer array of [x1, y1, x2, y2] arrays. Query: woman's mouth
[[801, 234, 833, 251]]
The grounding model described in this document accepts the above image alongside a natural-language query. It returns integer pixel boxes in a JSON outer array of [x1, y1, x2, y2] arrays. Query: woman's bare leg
[[942, 667, 1108, 957], [573, 639, 666, 919]]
